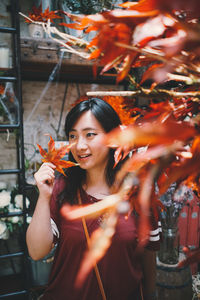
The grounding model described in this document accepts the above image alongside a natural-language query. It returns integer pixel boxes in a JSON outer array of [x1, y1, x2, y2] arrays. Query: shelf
[[0, 76, 17, 82], [0, 124, 20, 129], [0, 26, 16, 34], [0, 274, 27, 300], [20, 37, 125, 84], [0, 211, 24, 218], [0, 252, 24, 260], [0, 168, 21, 175]]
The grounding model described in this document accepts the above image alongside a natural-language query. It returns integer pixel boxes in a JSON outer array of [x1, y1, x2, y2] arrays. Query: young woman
[[26, 98, 160, 300]]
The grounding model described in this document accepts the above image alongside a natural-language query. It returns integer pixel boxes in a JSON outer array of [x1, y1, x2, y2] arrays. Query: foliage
[[24, 0, 200, 281], [58, 0, 200, 282], [37, 135, 78, 176], [60, 0, 200, 85], [25, 4, 62, 24], [0, 185, 31, 239]]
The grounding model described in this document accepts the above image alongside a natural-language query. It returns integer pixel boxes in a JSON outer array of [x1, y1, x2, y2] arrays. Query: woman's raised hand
[[34, 162, 56, 199]]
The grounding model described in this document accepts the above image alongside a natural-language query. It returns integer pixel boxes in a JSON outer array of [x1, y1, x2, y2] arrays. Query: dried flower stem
[[19, 12, 90, 59]]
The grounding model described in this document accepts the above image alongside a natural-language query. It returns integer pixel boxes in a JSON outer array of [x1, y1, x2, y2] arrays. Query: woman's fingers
[[33, 163, 57, 198], [34, 163, 56, 185], [45, 172, 55, 184], [39, 162, 56, 172]]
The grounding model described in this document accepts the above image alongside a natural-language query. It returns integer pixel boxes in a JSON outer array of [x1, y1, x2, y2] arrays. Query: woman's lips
[[78, 154, 91, 161]]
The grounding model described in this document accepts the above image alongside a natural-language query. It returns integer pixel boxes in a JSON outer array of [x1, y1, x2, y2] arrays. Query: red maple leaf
[[37, 135, 78, 176], [26, 4, 62, 23]]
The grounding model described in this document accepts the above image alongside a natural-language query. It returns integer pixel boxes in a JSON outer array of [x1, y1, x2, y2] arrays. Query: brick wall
[[0, 80, 123, 186]]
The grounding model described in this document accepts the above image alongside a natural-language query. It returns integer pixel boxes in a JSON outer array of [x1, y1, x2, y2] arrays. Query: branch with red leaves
[[27, 0, 200, 281], [54, 0, 200, 85], [61, 113, 200, 284], [20, 0, 200, 86]]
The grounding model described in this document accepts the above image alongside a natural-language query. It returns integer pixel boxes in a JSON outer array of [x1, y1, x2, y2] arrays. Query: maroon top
[[41, 178, 161, 300]]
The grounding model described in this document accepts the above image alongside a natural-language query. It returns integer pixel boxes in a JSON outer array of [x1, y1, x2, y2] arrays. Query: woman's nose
[[76, 137, 87, 150]]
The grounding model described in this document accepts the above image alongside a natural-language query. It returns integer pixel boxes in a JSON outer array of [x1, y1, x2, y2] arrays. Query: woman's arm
[[26, 162, 56, 260], [141, 248, 157, 300]]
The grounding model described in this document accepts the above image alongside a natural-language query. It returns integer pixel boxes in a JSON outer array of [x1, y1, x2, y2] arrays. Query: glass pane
[[0, 131, 18, 169], [0, 32, 13, 71], [0, 256, 24, 276], [0, 82, 19, 124], [0, 174, 18, 192], [0, 0, 12, 28]]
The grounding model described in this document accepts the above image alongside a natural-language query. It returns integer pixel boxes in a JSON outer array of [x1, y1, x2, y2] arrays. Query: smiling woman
[[68, 111, 110, 174], [63, 98, 122, 204], [26, 98, 161, 300]]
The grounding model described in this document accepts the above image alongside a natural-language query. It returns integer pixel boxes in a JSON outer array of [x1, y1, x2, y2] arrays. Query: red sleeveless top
[[41, 178, 160, 300]]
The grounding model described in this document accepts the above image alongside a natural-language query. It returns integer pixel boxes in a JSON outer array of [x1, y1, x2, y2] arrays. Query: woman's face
[[68, 111, 110, 173]]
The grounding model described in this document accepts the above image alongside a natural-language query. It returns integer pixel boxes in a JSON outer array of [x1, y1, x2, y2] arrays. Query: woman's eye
[[69, 134, 76, 140], [86, 132, 96, 138]]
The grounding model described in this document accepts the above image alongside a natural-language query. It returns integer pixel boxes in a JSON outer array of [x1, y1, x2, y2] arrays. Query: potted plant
[[0, 184, 31, 241], [0, 183, 32, 276], [24, 4, 62, 38]]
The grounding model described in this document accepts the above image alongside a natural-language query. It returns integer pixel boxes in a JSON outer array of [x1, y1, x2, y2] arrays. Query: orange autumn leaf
[[119, 0, 158, 12], [159, 136, 200, 194], [120, 0, 200, 20], [104, 118, 195, 149], [0, 84, 4, 95], [116, 52, 139, 83], [37, 135, 78, 176], [140, 63, 164, 84], [126, 143, 181, 173], [59, 22, 85, 30], [72, 96, 136, 126], [113, 146, 130, 168], [25, 4, 62, 23], [60, 0, 200, 83]]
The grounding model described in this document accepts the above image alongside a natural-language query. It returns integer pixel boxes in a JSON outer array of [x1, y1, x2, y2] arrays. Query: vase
[[158, 226, 180, 265], [28, 23, 44, 39]]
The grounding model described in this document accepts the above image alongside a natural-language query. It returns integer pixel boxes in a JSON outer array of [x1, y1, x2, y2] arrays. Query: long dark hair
[[58, 98, 122, 205]]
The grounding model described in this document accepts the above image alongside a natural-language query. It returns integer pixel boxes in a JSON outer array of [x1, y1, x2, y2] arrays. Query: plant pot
[[28, 23, 44, 39]]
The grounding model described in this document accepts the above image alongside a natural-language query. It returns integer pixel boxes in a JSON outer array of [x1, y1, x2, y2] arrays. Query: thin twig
[[115, 42, 200, 77], [167, 73, 200, 84], [86, 90, 200, 99]]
